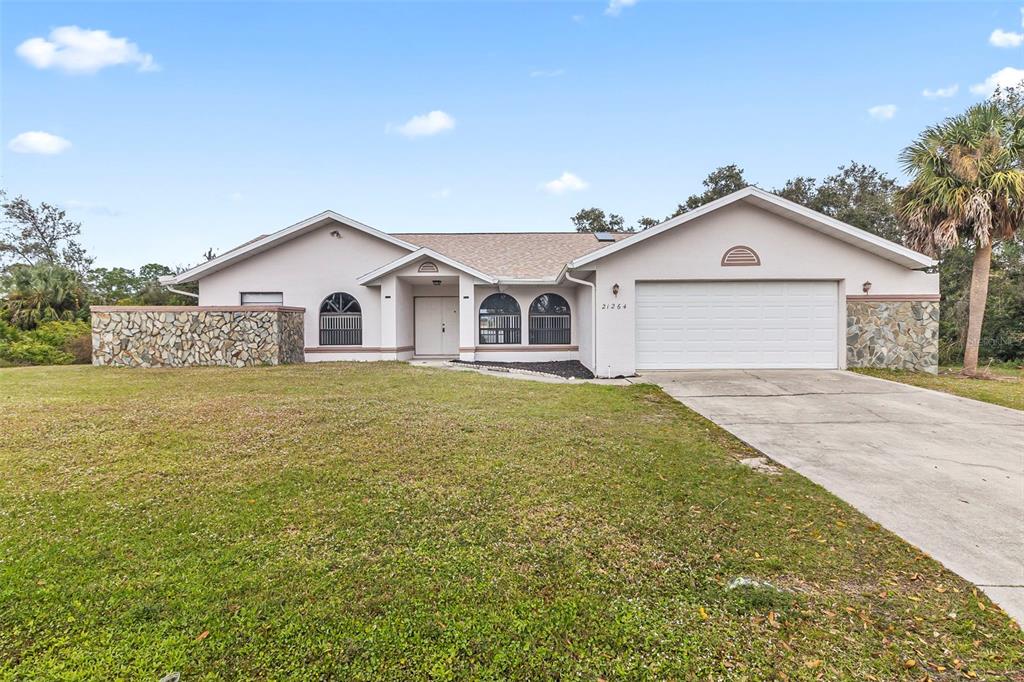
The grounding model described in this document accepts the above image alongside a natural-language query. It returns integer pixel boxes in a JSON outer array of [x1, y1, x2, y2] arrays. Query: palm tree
[[0, 262, 86, 329], [898, 100, 1024, 374]]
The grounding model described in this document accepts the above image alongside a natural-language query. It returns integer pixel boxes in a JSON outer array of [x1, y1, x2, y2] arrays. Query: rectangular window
[[529, 315, 570, 345], [479, 314, 521, 344], [240, 292, 283, 305]]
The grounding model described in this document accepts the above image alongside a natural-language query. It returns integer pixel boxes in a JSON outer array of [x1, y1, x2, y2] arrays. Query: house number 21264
[[601, 303, 627, 310]]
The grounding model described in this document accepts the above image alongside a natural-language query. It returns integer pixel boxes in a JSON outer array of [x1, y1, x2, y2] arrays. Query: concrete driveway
[[640, 369, 1024, 625]]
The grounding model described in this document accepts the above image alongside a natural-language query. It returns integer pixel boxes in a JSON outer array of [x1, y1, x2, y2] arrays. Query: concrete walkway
[[639, 369, 1024, 626]]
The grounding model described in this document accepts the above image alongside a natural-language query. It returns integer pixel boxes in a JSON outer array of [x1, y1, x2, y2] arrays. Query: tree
[[776, 163, 903, 242], [667, 164, 749, 218], [0, 262, 88, 329], [898, 100, 1024, 374], [571, 207, 630, 233], [0, 192, 93, 274], [87, 267, 142, 305]]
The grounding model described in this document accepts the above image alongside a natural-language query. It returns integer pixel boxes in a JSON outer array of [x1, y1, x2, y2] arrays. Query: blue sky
[[2, 1, 1022, 269]]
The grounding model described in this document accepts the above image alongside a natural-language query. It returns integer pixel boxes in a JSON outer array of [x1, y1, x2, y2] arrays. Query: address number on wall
[[601, 303, 628, 310]]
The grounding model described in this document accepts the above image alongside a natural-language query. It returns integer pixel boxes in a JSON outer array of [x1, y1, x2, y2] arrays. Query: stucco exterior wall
[[198, 223, 411, 350], [467, 284, 581, 361], [585, 202, 939, 377], [91, 306, 305, 367]]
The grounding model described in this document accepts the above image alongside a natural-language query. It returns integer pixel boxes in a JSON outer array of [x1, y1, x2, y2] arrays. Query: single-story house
[[144, 186, 938, 376]]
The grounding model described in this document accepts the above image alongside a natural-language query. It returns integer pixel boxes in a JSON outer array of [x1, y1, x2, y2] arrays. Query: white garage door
[[636, 281, 838, 369]]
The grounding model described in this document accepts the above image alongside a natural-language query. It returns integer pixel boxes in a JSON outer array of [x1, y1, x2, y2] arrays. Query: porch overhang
[[356, 247, 498, 285]]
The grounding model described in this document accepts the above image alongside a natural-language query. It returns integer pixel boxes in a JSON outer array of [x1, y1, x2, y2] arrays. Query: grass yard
[[854, 365, 1024, 411], [1, 363, 1021, 680]]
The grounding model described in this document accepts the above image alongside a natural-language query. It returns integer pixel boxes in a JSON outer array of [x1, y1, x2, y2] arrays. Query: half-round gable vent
[[417, 261, 439, 273], [721, 245, 761, 267]]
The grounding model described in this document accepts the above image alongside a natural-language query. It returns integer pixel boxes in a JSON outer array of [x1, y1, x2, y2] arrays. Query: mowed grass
[[855, 365, 1024, 411], [1, 364, 1021, 680]]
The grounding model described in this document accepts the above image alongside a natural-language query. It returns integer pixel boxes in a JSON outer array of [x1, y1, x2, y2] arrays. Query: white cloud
[[970, 66, 1024, 95], [16, 26, 158, 74], [571, 14, 585, 23], [530, 68, 565, 78], [392, 110, 456, 138], [605, 0, 637, 17], [543, 172, 589, 195], [989, 28, 1024, 48], [922, 84, 959, 98], [8, 131, 72, 155], [430, 188, 452, 199], [62, 200, 119, 216], [227, 192, 243, 202], [867, 104, 897, 120]]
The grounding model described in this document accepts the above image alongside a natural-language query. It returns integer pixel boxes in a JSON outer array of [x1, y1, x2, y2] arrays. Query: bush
[[0, 320, 89, 366], [0, 339, 73, 366], [63, 333, 93, 364], [26, 320, 90, 348]]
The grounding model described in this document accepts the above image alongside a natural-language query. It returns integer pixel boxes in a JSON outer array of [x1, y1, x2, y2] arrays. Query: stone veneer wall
[[91, 306, 305, 367], [846, 299, 939, 374]]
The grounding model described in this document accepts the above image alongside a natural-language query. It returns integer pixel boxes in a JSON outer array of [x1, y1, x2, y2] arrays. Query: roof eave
[[168, 211, 419, 284], [356, 247, 499, 285]]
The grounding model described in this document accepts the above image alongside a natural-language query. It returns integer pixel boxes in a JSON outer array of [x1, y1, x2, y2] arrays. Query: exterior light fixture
[[330, 229, 342, 238], [612, 283, 620, 296], [862, 281, 872, 294]]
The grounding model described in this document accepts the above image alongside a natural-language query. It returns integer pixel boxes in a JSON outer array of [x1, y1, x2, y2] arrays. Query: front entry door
[[414, 297, 459, 356]]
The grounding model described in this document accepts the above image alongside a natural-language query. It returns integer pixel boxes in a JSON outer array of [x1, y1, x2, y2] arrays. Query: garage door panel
[[635, 281, 838, 369]]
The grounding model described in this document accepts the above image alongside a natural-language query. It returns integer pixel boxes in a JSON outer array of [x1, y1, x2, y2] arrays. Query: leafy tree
[[0, 191, 93, 274], [0, 262, 88, 329], [898, 100, 1024, 374], [776, 163, 903, 242], [571, 208, 630, 233], [87, 267, 142, 304], [667, 164, 749, 218]]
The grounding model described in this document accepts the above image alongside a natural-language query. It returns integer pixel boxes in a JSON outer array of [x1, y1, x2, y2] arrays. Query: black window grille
[[479, 293, 521, 344], [319, 292, 362, 345], [529, 293, 571, 344]]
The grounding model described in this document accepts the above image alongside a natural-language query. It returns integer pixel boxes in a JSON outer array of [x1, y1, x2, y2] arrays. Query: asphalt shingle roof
[[392, 232, 628, 279]]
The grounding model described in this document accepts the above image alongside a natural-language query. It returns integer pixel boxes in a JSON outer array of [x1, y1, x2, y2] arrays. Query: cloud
[[970, 66, 1024, 95], [227, 192, 243, 202], [605, 0, 637, 16], [16, 26, 158, 74], [922, 84, 959, 98], [62, 200, 119, 216], [543, 172, 589, 195], [571, 14, 585, 23], [989, 28, 1024, 47], [430, 188, 452, 199], [392, 110, 456, 138], [8, 131, 72, 155], [530, 68, 565, 78], [867, 104, 897, 120]]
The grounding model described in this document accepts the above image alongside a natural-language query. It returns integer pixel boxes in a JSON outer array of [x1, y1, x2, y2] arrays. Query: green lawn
[[1, 363, 1021, 680], [855, 365, 1024, 411]]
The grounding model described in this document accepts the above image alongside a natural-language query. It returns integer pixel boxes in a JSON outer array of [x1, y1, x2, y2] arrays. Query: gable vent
[[594, 232, 617, 242], [721, 245, 761, 266], [418, 261, 439, 273]]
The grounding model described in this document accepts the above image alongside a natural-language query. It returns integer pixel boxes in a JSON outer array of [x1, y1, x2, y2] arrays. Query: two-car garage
[[635, 281, 839, 369]]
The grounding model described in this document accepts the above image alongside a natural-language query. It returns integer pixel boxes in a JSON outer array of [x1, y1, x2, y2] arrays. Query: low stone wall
[[91, 306, 305, 368], [846, 299, 939, 373]]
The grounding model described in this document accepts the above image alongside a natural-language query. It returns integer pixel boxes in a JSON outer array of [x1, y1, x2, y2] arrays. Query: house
[[153, 187, 940, 376]]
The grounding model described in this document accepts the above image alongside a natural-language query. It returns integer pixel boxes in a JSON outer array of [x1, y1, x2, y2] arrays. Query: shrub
[[63, 333, 93, 364], [26, 320, 90, 348], [0, 339, 73, 366]]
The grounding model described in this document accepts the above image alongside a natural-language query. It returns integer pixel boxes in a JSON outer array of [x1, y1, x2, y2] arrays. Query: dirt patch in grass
[[1, 363, 1021, 679]]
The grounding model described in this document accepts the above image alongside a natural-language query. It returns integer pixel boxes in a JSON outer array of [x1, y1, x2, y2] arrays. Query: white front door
[[414, 297, 459, 356], [635, 281, 839, 369]]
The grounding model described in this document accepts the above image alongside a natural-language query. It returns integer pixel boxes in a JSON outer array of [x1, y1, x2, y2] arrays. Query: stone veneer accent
[[91, 306, 305, 368], [846, 298, 939, 374]]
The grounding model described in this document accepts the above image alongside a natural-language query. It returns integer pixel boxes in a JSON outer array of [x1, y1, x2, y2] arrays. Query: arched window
[[529, 293, 571, 345], [320, 292, 362, 345], [479, 293, 521, 344]]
